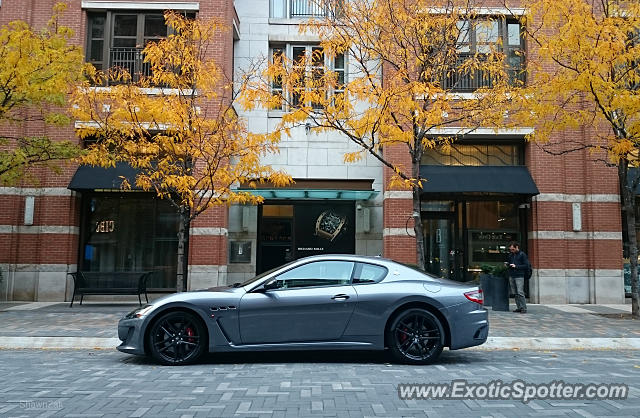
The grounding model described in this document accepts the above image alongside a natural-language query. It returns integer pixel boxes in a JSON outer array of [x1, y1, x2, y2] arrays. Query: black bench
[[67, 271, 153, 307]]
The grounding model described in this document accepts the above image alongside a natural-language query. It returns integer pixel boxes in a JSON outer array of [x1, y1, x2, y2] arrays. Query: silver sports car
[[117, 254, 488, 365]]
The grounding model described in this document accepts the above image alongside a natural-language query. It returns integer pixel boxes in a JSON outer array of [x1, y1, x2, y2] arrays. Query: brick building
[[0, 0, 238, 301], [374, 5, 624, 305], [0, 0, 626, 304]]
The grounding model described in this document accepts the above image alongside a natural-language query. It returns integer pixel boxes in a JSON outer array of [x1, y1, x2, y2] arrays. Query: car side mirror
[[262, 280, 280, 291]]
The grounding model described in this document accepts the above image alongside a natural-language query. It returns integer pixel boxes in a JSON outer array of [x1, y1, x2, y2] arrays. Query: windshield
[[235, 260, 299, 287]]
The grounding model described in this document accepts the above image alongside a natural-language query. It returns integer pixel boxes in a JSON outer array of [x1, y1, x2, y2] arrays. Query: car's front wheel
[[386, 308, 444, 365], [148, 311, 207, 365]]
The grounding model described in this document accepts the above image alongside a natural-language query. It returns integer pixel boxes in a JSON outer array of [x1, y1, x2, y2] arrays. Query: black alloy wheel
[[387, 308, 444, 364], [148, 311, 207, 365]]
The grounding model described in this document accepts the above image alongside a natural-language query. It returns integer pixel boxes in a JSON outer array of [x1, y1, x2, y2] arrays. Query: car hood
[[148, 286, 243, 305]]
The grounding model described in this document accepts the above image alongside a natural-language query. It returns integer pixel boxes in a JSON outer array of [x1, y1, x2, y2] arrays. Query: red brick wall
[[526, 138, 622, 272], [189, 205, 229, 266], [188, 235, 227, 266], [382, 141, 416, 264]]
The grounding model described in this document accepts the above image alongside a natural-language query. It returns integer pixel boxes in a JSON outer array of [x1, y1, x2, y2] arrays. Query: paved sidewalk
[[488, 303, 638, 338], [0, 301, 637, 350]]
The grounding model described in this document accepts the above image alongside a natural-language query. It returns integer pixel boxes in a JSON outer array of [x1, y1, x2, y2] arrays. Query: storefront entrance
[[79, 192, 181, 290], [257, 201, 355, 273], [422, 199, 526, 282], [423, 214, 459, 280]]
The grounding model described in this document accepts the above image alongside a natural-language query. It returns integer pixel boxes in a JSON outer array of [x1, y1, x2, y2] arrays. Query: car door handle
[[331, 294, 350, 300]]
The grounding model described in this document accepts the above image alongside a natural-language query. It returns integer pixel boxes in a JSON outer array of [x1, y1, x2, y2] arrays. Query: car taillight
[[464, 289, 484, 305]]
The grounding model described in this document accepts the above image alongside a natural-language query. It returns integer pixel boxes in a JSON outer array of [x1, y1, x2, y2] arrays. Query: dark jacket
[[507, 250, 529, 278]]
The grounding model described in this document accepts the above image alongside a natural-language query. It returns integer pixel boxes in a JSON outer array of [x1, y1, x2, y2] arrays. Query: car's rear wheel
[[148, 311, 206, 365], [386, 308, 444, 365]]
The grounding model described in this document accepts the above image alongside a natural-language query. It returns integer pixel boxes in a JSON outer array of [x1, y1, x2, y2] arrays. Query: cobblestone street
[[1, 349, 639, 417]]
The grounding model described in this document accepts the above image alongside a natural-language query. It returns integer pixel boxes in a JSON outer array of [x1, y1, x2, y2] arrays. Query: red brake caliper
[[399, 327, 408, 343], [186, 327, 195, 344]]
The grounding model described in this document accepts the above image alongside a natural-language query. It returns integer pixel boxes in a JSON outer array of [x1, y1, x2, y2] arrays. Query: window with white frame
[[270, 44, 346, 111], [446, 17, 525, 91]]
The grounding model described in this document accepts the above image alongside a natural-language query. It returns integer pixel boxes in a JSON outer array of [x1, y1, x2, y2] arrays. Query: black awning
[[419, 165, 539, 195], [68, 162, 140, 191]]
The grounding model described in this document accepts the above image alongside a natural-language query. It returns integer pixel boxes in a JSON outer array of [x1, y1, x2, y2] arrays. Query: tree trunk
[[619, 163, 639, 317], [176, 207, 188, 293], [413, 185, 426, 270], [411, 155, 426, 271]]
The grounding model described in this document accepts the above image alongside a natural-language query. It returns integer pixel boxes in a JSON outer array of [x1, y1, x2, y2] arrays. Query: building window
[[421, 143, 523, 166], [86, 11, 194, 85], [270, 0, 339, 18], [80, 193, 180, 290], [444, 18, 525, 91], [270, 44, 346, 111], [466, 201, 521, 271]]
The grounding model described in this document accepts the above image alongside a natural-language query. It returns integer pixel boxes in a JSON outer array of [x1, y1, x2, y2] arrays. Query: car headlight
[[124, 304, 155, 319]]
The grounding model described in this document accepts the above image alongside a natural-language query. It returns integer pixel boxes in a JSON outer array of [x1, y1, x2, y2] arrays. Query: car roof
[[293, 254, 396, 266]]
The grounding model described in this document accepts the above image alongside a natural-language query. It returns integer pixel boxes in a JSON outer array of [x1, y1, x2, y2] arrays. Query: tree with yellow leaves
[[244, 0, 519, 269], [507, 0, 640, 316], [73, 13, 290, 291], [0, 3, 84, 185]]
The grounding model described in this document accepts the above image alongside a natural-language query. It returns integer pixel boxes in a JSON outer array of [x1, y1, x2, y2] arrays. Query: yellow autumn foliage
[[509, 0, 640, 164], [0, 3, 84, 185], [72, 12, 291, 218], [245, 0, 516, 187]]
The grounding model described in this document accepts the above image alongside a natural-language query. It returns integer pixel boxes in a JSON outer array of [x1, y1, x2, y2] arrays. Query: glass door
[[257, 205, 294, 273], [423, 215, 457, 280]]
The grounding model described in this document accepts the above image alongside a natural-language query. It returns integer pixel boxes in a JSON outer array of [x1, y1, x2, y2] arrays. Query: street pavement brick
[[0, 349, 638, 417]]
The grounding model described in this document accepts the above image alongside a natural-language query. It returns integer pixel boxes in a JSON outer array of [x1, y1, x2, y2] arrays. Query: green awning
[[236, 189, 379, 200]]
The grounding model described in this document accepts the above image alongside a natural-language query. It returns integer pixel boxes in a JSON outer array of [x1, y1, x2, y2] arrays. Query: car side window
[[274, 261, 355, 289], [352, 263, 387, 284]]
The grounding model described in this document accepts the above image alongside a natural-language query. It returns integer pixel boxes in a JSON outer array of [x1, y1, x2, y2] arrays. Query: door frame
[[256, 204, 295, 274], [421, 210, 462, 281]]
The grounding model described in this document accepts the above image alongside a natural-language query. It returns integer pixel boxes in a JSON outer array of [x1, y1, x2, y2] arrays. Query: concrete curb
[[0, 337, 120, 350], [1, 336, 640, 351], [468, 337, 640, 351]]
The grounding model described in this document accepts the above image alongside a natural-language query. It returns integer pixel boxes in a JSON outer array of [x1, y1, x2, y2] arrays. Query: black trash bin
[[492, 275, 510, 311], [479, 274, 493, 307]]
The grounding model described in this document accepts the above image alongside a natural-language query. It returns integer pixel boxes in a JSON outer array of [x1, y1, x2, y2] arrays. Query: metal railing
[[290, 0, 326, 17], [441, 54, 525, 92], [107, 47, 152, 84]]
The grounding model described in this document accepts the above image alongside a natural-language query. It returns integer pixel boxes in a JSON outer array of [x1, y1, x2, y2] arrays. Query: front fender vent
[[210, 306, 237, 311]]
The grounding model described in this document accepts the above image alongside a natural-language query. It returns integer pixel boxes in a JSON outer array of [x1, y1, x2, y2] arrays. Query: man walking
[[507, 241, 530, 313]]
